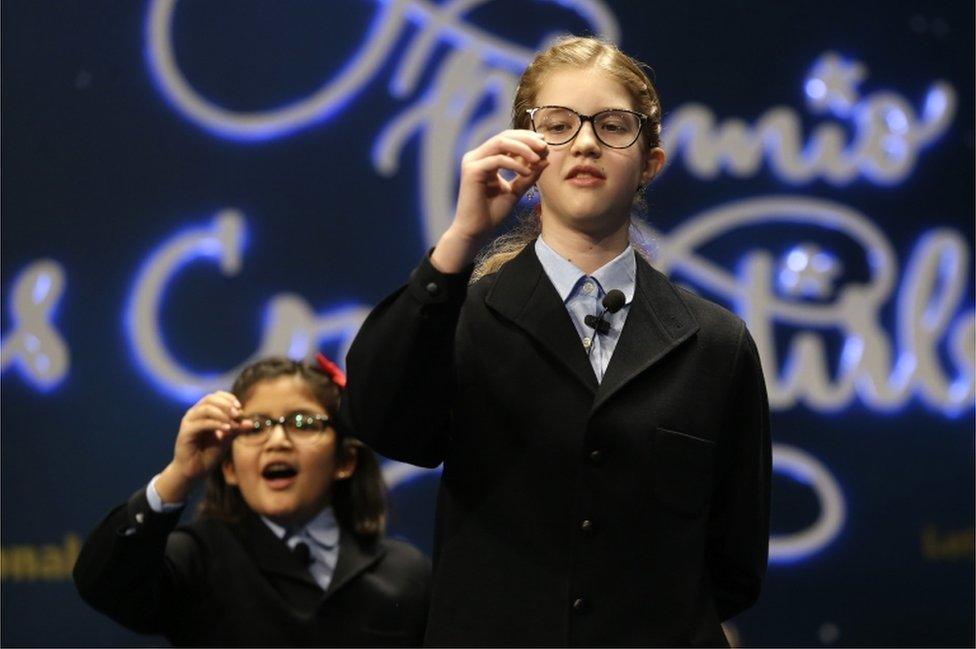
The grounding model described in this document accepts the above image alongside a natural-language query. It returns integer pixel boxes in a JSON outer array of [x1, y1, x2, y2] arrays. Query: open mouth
[[262, 462, 298, 488]]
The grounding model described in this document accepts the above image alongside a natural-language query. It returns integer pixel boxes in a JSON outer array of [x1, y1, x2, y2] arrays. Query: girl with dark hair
[[344, 36, 771, 646], [74, 356, 430, 647]]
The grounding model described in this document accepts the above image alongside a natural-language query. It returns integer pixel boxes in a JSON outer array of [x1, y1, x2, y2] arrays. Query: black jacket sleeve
[[706, 325, 772, 621], [72, 486, 205, 635], [342, 252, 473, 468]]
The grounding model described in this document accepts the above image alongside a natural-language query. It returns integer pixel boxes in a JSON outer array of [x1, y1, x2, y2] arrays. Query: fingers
[[189, 403, 235, 425], [475, 153, 535, 177], [220, 417, 253, 442], [463, 130, 549, 179], [186, 392, 241, 423], [510, 164, 546, 196], [216, 425, 242, 444], [479, 133, 548, 163], [504, 128, 549, 155], [208, 391, 242, 417], [449, 129, 550, 246], [179, 391, 247, 448], [181, 418, 233, 441], [505, 140, 551, 194]]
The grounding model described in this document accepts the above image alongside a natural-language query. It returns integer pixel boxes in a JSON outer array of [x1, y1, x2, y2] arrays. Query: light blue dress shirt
[[146, 475, 340, 592], [534, 236, 636, 383], [261, 508, 340, 592]]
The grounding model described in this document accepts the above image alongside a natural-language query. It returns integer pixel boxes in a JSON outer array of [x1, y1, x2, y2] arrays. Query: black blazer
[[343, 245, 771, 647], [73, 488, 431, 647]]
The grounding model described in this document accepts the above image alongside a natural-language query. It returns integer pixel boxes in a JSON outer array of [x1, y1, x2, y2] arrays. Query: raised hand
[[155, 391, 248, 504], [432, 130, 549, 272]]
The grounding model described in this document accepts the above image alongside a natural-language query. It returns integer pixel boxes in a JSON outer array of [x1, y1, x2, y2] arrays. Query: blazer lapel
[[484, 244, 599, 394], [592, 253, 700, 413], [237, 514, 320, 591], [322, 531, 385, 600]]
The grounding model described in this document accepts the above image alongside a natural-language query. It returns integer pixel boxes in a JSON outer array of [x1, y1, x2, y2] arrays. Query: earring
[[634, 183, 649, 214], [525, 185, 538, 201]]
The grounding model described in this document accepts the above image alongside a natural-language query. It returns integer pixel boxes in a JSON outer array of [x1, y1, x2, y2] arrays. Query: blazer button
[[588, 449, 603, 464], [572, 597, 587, 613], [425, 282, 440, 296], [580, 519, 594, 533]]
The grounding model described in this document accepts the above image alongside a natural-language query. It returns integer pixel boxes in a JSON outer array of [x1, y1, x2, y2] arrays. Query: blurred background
[[2, 0, 973, 645]]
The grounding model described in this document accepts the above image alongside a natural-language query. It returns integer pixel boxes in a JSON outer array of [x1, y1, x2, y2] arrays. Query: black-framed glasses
[[237, 412, 332, 446], [527, 105, 647, 149]]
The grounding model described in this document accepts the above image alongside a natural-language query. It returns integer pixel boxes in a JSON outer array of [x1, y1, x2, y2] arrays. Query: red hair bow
[[315, 352, 347, 389]]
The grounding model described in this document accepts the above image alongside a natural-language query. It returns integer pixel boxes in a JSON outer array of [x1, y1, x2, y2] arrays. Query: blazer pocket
[[652, 427, 715, 516]]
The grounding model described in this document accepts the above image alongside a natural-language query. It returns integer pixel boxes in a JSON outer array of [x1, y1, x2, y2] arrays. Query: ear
[[640, 146, 666, 186], [334, 443, 358, 481], [221, 455, 239, 486]]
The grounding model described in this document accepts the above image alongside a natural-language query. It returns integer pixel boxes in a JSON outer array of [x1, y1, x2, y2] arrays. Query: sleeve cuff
[[147, 474, 186, 513], [117, 482, 184, 538], [407, 249, 473, 306]]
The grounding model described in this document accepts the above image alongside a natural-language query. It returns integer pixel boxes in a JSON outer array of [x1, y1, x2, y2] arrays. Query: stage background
[[2, 1, 973, 645]]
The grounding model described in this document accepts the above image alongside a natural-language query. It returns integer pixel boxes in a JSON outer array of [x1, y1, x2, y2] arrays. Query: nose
[[265, 422, 294, 448], [570, 118, 601, 157]]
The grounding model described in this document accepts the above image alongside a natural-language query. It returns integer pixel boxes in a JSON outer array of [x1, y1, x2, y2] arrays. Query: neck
[[539, 219, 630, 274], [261, 500, 332, 530]]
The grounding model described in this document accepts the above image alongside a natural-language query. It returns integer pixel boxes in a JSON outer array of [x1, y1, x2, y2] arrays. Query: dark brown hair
[[196, 356, 387, 543]]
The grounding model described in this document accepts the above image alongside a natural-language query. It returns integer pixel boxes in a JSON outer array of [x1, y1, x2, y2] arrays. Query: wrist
[[155, 462, 196, 504], [431, 227, 487, 273]]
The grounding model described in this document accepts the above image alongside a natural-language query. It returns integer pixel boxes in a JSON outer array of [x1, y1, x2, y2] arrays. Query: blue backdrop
[[2, 1, 973, 645]]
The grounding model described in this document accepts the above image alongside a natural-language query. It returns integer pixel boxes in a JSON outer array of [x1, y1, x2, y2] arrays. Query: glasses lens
[[285, 413, 329, 443], [593, 111, 642, 148], [237, 418, 272, 445], [533, 107, 581, 144], [235, 414, 329, 445]]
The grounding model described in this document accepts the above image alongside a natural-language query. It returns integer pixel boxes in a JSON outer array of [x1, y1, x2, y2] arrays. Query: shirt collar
[[534, 236, 636, 305], [260, 516, 288, 540], [303, 506, 340, 549], [260, 505, 340, 550], [591, 245, 636, 305]]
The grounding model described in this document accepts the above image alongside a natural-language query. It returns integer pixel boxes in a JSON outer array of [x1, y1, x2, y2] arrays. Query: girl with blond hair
[[345, 36, 770, 646]]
